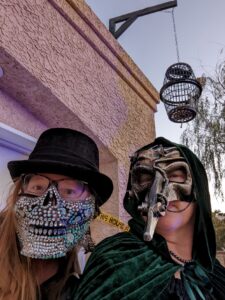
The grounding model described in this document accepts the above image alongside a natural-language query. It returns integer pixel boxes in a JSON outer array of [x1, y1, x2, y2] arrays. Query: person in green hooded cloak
[[74, 137, 225, 300]]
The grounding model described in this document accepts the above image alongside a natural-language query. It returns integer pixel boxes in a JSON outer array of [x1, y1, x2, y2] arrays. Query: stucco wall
[[217, 251, 225, 267], [0, 89, 47, 137], [0, 0, 159, 242]]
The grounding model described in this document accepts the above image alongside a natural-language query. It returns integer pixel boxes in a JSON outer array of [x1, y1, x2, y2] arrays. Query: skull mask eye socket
[[155, 160, 193, 202], [167, 167, 187, 184], [162, 161, 191, 185], [131, 165, 155, 193]]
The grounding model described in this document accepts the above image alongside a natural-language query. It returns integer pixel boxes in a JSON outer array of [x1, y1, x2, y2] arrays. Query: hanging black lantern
[[160, 62, 202, 123]]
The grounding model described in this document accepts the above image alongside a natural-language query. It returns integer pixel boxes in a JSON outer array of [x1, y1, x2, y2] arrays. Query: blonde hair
[[0, 180, 81, 300]]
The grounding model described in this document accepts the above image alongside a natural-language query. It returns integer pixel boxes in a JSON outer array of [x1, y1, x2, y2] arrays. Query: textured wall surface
[[216, 251, 225, 267], [0, 0, 159, 242], [0, 89, 47, 137]]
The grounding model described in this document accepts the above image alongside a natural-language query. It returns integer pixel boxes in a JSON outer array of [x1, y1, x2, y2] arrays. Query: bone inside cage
[[160, 63, 202, 123]]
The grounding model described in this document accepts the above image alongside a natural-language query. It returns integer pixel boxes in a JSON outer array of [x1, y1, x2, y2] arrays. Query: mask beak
[[139, 171, 168, 241]]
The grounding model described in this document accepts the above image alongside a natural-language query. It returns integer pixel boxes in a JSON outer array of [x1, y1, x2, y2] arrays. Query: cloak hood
[[124, 137, 216, 270], [74, 137, 225, 300]]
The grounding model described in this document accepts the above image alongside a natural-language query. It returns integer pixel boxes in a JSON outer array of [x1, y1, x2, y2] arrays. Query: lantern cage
[[160, 62, 202, 123]]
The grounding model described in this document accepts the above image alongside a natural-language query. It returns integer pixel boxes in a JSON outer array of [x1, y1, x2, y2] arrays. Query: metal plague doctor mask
[[15, 174, 95, 259], [130, 145, 193, 241]]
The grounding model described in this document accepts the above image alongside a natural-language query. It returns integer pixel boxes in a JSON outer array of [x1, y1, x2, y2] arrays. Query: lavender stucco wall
[[0, 0, 159, 242]]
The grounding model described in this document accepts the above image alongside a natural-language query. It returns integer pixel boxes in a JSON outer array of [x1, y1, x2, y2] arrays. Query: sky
[[86, 0, 225, 138], [86, 0, 225, 212]]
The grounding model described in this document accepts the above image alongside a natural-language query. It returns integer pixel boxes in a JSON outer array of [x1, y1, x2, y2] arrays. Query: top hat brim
[[8, 159, 113, 206]]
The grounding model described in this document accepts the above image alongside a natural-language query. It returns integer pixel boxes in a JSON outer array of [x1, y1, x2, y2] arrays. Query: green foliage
[[212, 211, 225, 250], [181, 58, 225, 200]]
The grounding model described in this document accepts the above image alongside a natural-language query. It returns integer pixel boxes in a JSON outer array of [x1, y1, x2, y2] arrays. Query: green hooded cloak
[[74, 137, 225, 300]]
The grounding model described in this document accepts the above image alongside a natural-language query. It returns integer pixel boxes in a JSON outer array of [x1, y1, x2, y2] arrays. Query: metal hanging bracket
[[109, 0, 177, 39]]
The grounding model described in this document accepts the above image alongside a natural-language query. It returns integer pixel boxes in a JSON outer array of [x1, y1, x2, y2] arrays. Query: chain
[[169, 250, 194, 264], [172, 8, 180, 62]]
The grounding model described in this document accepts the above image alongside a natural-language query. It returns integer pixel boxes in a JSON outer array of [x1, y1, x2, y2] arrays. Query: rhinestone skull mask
[[15, 176, 95, 259], [130, 145, 193, 241]]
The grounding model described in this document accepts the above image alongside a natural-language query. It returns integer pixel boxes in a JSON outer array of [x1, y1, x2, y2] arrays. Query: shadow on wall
[[0, 123, 36, 210], [0, 146, 27, 210]]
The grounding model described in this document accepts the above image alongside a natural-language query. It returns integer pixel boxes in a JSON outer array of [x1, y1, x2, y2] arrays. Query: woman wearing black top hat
[[0, 128, 113, 300]]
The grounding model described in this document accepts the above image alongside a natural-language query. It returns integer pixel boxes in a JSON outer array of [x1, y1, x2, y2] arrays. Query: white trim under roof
[[0, 122, 37, 155]]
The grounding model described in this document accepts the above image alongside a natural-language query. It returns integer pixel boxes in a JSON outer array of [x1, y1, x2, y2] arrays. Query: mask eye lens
[[21, 174, 88, 201], [58, 180, 87, 201], [23, 174, 49, 196]]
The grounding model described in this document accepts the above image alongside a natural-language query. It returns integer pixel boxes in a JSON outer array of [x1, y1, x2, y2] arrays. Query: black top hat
[[8, 128, 113, 206]]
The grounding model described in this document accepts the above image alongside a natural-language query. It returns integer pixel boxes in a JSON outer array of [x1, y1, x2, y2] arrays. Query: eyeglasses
[[21, 174, 88, 201]]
